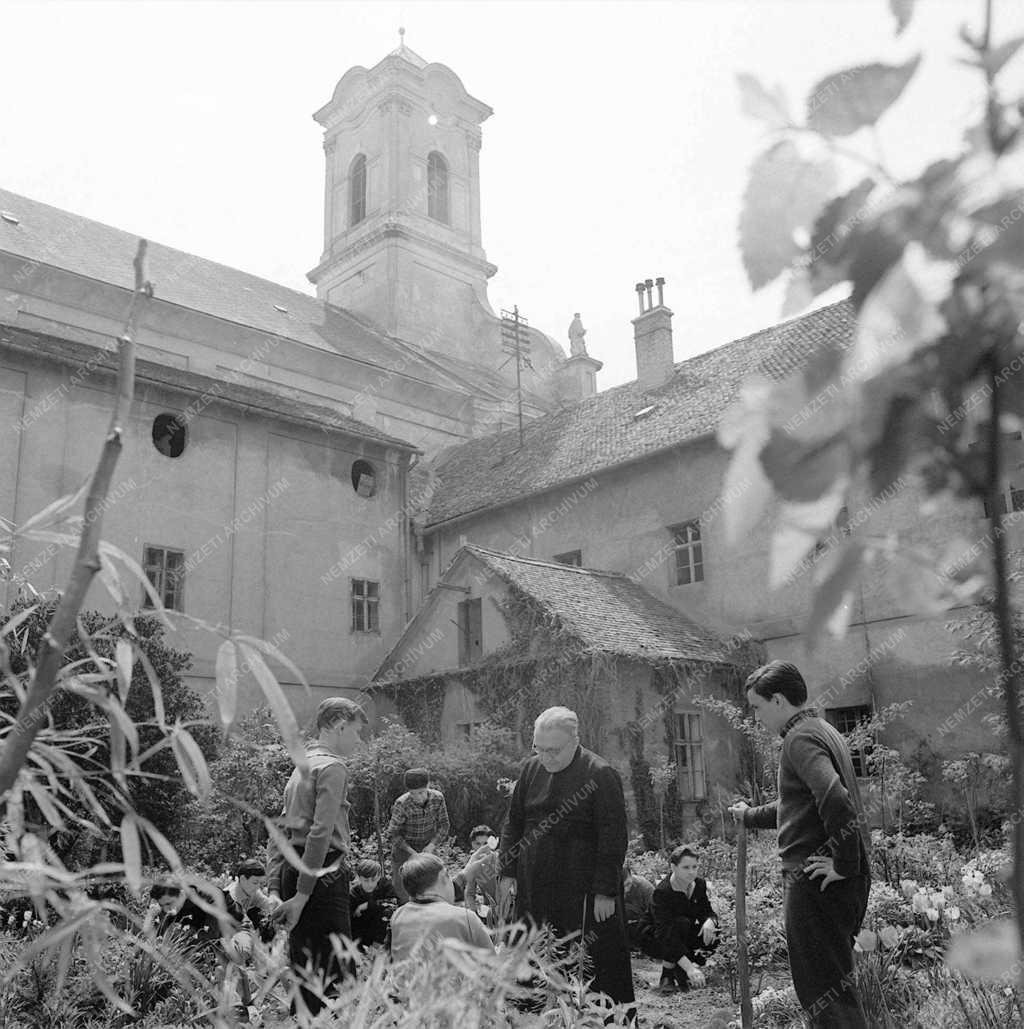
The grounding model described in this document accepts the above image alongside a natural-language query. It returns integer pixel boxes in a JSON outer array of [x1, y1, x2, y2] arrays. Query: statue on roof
[[568, 313, 588, 357]]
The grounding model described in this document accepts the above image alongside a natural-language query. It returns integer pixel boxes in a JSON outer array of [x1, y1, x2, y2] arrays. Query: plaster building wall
[[1, 344, 411, 725], [0, 251, 496, 455], [422, 437, 994, 767]]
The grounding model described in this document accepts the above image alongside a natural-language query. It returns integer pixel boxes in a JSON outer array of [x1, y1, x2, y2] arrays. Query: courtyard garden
[[0, 818, 1019, 1027]]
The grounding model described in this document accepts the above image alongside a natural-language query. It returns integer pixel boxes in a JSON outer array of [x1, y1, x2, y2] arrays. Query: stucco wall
[[424, 439, 994, 768], [1, 345, 409, 726]]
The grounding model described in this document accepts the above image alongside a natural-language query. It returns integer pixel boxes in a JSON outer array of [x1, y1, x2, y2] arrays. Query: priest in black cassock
[[498, 706, 635, 1014]]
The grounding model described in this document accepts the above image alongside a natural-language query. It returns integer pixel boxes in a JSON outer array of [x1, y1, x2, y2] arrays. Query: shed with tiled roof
[[366, 544, 753, 840]]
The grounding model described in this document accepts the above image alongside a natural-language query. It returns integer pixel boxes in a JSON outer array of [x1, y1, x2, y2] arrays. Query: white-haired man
[[499, 706, 634, 1016]]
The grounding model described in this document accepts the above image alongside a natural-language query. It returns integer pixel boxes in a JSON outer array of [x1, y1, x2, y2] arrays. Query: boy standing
[[730, 661, 871, 1029], [387, 768, 450, 903], [267, 697, 367, 1018]]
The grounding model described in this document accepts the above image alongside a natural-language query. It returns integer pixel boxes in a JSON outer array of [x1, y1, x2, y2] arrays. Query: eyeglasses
[[533, 739, 572, 757]]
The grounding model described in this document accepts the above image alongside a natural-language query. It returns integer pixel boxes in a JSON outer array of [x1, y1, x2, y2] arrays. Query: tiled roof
[[464, 545, 739, 665], [420, 300, 854, 526], [0, 187, 519, 401]]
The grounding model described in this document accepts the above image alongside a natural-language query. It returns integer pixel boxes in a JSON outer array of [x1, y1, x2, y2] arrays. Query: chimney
[[632, 276, 674, 389]]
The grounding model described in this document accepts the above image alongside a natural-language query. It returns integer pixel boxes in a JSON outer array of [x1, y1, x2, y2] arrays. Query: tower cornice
[[308, 221, 498, 287]]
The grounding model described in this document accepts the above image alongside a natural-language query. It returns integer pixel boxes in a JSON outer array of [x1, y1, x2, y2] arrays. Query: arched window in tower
[[427, 151, 449, 224], [349, 154, 367, 227]]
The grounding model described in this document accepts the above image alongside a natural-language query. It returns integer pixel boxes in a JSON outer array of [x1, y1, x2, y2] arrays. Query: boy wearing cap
[[387, 768, 450, 903]]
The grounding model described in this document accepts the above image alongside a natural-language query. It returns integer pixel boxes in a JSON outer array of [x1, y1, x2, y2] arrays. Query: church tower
[[308, 35, 498, 363]]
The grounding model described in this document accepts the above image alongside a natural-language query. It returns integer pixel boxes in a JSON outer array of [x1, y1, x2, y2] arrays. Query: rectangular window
[[455, 721, 484, 739], [825, 704, 873, 777], [670, 520, 703, 585], [983, 485, 1024, 518], [673, 711, 706, 800], [458, 597, 483, 666], [553, 550, 582, 567], [351, 579, 380, 633], [142, 545, 185, 612]]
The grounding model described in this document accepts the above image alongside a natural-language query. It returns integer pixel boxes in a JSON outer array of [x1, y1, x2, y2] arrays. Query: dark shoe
[[656, 969, 678, 995], [673, 967, 690, 992]]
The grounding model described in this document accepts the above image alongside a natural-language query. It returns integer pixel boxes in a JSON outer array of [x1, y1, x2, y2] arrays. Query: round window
[[351, 459, 377, 498], [152, 413, 187, 458]]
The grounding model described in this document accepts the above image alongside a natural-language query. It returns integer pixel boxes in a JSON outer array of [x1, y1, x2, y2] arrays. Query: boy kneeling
[[350, 859, 396, 949], [652, 845, 720, 994], [389, 853, 494, 962]]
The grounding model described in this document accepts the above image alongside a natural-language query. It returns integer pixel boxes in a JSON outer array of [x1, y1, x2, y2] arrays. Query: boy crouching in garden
[[350, 859, 396, 949], [652, 845, 720, 994], [389, 853, 494, 962]]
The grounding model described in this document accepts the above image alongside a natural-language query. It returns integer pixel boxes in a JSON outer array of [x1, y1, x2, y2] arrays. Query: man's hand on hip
[[803, 855, 847, 891]]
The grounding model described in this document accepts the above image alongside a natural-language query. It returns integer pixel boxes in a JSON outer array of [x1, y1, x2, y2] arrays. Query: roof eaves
[[423, 428, 718, 531], [0, 326, 420, 453]]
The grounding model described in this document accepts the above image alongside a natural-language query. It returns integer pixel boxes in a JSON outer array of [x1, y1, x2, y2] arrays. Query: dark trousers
[[281, 860, 353, 1017], [627, 916, 661, 960], [783, 870, 870, 1029], [517, 885, 635, 1010], [659, 914, 718, 966]]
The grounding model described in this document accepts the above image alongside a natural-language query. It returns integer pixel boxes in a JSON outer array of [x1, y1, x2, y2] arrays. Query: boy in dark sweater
[[350, 859, 396, 948], [651, 846, 719, 993], [730, 660, 871, 1029]]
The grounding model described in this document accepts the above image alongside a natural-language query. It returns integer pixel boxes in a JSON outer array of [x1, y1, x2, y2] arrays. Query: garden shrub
[[2, 597, 217, 859], [179, 706, 291, 870]]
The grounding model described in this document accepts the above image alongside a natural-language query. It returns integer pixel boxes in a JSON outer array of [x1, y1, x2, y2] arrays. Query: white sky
[[2, 0, 1022, 389]]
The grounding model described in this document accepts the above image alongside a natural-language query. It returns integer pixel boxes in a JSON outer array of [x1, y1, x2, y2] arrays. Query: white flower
[[979, 884, 993, 897], [855, 929, 878, 952], [930, 892, 945, 909], [947, 906, 961, 921], [927, 908, 940, 922], [912, 893, 930, 913], [900, 880, 918, 899], [879, 926, 900, 949]]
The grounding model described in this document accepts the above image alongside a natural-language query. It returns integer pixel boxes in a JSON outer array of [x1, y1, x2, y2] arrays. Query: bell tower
[[308, 34, 498, 361]]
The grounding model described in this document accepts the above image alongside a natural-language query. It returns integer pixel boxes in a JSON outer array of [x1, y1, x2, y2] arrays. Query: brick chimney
[[632, 277, 674, 389]]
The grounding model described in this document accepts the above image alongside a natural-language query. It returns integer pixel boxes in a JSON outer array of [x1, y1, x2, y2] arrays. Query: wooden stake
[[736, 819, 753, 1029]]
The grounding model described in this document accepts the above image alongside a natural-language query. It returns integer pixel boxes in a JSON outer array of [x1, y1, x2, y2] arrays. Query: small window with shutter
[[458, 597, 483, 666]]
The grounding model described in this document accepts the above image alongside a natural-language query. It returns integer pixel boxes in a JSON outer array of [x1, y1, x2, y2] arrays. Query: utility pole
[[500, 306, 531, 446]]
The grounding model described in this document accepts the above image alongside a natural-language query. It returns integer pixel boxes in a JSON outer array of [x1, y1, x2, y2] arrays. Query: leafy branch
[[0, 243, 153, 800]]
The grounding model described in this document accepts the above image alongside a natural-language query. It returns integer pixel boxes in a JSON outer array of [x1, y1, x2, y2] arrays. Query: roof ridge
[[673, 296, 852, 370], [0, 186, 403, 338], [463, 543, 628, 579]]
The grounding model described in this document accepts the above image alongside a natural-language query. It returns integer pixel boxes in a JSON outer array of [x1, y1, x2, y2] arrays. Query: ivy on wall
[[378, 585, 766, 850], [379, 675, 447, 745]]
